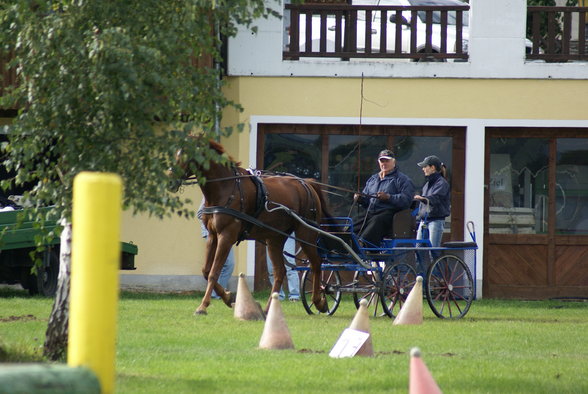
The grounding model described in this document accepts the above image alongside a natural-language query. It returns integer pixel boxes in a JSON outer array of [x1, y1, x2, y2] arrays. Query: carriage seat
[[381, 208, 418, 248], [442, 241, 478, 248], [384, 208, 416, 239]]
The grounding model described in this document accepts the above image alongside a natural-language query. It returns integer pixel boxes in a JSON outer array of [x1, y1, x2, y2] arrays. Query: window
[[264, 134, 322, 178], [556, 138, 588, 235], [489, 138, 549, 234], [263, 128, 454, 218]]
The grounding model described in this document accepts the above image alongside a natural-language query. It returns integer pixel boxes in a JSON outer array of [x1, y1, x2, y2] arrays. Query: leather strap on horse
[[235, 170, 268, 244], [200, 205, 319, 251], [202, 205, 370, 269], [296, 178, 318, 223]]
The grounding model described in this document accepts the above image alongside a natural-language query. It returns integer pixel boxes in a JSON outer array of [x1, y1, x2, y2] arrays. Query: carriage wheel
[[380, 262, 417, 318], [300, 269, 342, 315], [352, 268, 386, 317], [425, 254, 474, 319]]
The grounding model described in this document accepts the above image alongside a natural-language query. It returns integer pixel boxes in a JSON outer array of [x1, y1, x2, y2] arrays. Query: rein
[[182, 172, 377, 199], [181, 174, 241, 185]]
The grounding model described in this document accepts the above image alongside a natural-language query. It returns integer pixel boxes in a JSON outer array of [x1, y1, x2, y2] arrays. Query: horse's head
[[167, 147, 193, 193], [166, 137, 238, 193]]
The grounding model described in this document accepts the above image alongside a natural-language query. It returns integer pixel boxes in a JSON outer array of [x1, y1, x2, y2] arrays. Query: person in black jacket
[[414, 155, 451, 247], [353, 149, 415, 247]]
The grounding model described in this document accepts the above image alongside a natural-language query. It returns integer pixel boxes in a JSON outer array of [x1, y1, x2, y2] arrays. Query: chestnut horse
[[170, 138, 329, 316]]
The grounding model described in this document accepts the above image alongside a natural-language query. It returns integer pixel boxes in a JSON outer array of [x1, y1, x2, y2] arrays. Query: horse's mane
[[185, 135, 241, 166], [208, 139, 241, 166]]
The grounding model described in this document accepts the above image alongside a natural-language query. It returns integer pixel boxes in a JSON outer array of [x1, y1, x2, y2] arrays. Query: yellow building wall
[[120, 188, 203, 276], [113, 76, 588, 285], [3, 77, 587, 287], [225, 77, 588, 120]]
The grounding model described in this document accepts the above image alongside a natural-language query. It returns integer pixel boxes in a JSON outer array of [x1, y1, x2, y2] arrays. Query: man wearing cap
[[414, 155, 450, 247], [353, 149, 415, 247]]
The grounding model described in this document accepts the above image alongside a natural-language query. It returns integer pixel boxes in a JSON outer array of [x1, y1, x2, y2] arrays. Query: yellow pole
[[68, 172, 122, 394]]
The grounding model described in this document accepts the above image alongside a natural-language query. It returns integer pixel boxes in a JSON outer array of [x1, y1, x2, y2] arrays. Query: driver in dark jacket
[[353, 149, 415, 247]]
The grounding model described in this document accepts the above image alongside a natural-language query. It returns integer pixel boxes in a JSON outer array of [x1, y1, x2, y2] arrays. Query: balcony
[[282, 3, 588, 63], [283, 3, 469, 61], [527, 6, 588, 62]]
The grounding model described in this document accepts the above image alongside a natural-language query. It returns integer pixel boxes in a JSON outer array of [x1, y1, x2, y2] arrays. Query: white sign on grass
[[329, 328, 370, 358]]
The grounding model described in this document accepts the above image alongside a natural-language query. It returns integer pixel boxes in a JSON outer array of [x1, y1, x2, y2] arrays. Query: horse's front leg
[[265, 241, 287, 314], [194, 235, 234, 315]]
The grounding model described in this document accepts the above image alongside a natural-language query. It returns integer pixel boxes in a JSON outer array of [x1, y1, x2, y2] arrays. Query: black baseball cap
[[417, 155, 442, 169], [378, 149, 395, 160]]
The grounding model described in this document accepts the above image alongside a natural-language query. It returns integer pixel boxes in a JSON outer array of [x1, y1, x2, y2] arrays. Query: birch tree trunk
[[43, 220, 72, 361]]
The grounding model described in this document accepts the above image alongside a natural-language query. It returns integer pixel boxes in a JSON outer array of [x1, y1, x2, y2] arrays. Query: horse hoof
[[194, 309, 207, 316], [225, 292, 236, 307], [316, 299, 328, 313]]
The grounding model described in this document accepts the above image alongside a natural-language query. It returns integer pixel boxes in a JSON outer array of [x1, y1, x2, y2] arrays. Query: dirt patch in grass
[[297, 348, 325, 354], [0, 314, 39, 323]]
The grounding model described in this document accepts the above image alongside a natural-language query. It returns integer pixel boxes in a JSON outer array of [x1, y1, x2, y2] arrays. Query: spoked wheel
[[352, 266, 386, 317], [426, 254, 474, 319], [380, 262, 417, 318], [301, 269, 342, 315]]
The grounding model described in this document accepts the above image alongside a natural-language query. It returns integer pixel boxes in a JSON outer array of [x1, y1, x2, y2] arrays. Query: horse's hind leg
[[265, 238, 287, 314], [300, 237, 328, 313]]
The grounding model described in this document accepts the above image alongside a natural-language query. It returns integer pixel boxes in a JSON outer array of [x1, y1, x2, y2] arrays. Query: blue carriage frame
[[294, 215, 478, 319]]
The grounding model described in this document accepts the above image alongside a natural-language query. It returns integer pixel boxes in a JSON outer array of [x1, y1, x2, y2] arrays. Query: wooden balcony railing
[[283, 3, 469, 61], [527, 6, 588, 62]]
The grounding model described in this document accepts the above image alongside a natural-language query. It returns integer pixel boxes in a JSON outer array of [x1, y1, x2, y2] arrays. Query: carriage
[[294, 210, 478, 320], [171, 138, 477, 319]]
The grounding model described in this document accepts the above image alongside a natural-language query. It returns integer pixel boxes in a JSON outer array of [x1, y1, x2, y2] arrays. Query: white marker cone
[[393, 276, 423, 325], [348, 298, 374, 357], [234, 273, 265, 321], [258, 293, 294, 350]]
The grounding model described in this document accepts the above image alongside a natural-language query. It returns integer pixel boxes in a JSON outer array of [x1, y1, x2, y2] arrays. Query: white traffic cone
[[393, 276, 423, 325], [258, 293, 294, 350], [347, 298, 374, 357], [409, 347, 442, 394], [234, 273, 265, 321]]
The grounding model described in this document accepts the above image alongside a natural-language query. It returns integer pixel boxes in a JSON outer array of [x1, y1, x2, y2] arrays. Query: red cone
[[409, 347, 442, 394]]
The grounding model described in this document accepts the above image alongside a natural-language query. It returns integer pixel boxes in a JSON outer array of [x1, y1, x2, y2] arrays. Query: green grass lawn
[[1, 286, 587, 393]]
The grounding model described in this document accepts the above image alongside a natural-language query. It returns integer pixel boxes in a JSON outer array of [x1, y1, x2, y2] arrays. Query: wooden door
[[484, 128, 588, 299]]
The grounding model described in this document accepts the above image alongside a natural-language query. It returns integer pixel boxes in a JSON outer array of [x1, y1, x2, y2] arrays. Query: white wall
[[228, 0, 588, 80]]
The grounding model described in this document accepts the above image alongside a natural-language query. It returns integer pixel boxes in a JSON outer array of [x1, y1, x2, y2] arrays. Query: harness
[[200, 168, 324, 246], [238, 169, 269, 243], [197, 169, 369, 269], [201, 166, 269, 245]]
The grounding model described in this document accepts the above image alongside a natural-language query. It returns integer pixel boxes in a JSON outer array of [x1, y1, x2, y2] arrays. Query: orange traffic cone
[[234, 273, 265, 321], [409, 347, 442, 394], [258, 293, 294, 350], [347, 298, 374, 357], [393, 276, 423, 325]]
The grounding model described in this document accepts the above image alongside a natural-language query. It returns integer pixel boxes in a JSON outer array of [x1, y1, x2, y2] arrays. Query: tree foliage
[[526, 0, 579, 47], [0, 0, 277, 222], [0, 0, 278, 361]]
